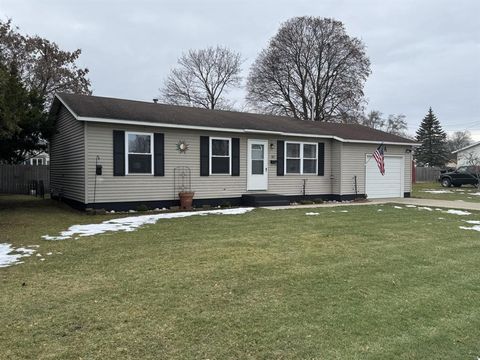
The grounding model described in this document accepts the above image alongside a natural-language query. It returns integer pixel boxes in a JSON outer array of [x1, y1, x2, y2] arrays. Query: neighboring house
[[23, 152, 50, 166], [49, 93, 416, 210], [452, 142, 480, 167]]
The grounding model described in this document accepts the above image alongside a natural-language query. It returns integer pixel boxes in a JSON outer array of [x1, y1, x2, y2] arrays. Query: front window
[[210, 138, 231, 174], [126, 132, 153, 174], [285, 142, 317, 174]]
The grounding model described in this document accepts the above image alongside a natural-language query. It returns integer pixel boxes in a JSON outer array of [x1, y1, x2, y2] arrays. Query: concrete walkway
[[263, 197, 480, 211]]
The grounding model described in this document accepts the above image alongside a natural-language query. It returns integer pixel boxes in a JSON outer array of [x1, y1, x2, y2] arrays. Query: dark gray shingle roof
[[56, 93, 416, 144]]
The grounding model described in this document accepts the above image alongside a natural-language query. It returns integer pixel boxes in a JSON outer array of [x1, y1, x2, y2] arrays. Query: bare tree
[[359, 111, 408, 136], [446, 130, 473, 163], [361, 110, 385, 130], [161, 46, 242, 110], [385, 114, 408, 136], [246, 17, 371, 122], [460, 151, 480, 188]]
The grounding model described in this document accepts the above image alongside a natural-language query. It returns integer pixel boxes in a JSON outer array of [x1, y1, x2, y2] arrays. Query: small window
[[126, 132, 153, 174], [303, 144, 317, 174], [210, 138, 231, 174], [285, 142, 317, 174], [37, 158, 43, 165], [286, 143, 301, 173]]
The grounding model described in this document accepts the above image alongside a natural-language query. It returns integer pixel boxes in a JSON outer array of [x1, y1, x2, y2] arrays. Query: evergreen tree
[[0, 63, 53, 163], [415, 108, 448, 167]]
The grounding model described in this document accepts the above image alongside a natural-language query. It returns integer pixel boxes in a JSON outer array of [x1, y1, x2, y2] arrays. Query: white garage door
[[365, 155, 404, 199]]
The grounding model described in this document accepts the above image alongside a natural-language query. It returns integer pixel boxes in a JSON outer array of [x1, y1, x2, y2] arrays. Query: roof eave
[[56, 93, 417, 146]]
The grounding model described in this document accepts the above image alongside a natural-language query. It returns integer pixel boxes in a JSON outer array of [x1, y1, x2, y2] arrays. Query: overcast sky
[[2, 0, 479, 138]]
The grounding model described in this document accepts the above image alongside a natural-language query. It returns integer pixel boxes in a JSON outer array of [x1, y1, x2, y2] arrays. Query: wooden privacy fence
[[415, 166, 441, 182], [0, 165, 50, 195]]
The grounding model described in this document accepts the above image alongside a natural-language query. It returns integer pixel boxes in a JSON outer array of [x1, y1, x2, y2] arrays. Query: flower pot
[[179, 191, 195, 210]]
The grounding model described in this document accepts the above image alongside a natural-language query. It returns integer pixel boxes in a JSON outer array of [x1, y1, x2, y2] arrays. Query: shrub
[[136, 204, 149, 212]]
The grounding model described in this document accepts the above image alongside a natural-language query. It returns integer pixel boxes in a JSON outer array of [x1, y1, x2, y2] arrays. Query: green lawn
[[1, 195, 480, 359], [413, 182, 480, 203]]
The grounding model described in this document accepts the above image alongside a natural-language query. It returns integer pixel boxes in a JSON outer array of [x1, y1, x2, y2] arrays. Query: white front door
[[247, 139, 268, 190]]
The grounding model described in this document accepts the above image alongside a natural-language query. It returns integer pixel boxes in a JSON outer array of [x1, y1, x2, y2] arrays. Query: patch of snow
[[393, 206, 403, 209], [446, 209, 471, 216], [405, 205, 416, 208], [42, 208, 255, 240], [339, 210, 348, 213], [128, 210, 136, 213], [377, 209, 383, 212], [0, 244, 36, 268], [438, 217, 445, 220], [36, 253, 42, 257], [46, 252, 52, 256], [40, 258, 45, 261], [435, 208, 443, 211], [464, 220, 480, 225], [422, 190, 452, 194], [110, 210, 115, 214], [305, 212, 319, 216], [470, 192, 480, 196], [418, 207, 433, 211], [459, 225, 480, 232]]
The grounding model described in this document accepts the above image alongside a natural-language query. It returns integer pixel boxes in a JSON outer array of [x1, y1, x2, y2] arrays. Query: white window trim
[[125, 131, 154, 175], [284, 141, 318, 175], [209, 137, 232, 175]]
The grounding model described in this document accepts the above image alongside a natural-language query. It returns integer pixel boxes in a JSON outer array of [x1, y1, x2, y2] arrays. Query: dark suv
[[439, 166, 479, 187]]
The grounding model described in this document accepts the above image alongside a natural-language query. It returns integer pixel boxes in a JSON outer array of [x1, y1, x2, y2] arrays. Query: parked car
[[439, 166, 479, 187]]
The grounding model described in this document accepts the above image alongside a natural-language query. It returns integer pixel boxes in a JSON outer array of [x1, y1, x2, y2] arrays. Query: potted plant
[[179, 191, 195, 210]]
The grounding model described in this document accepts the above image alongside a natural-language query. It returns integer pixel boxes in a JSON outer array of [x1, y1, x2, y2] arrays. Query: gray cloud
[[2, 0, 479, 137]]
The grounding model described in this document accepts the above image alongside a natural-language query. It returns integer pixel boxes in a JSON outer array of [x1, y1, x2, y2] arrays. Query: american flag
[[373, 144, 385, 176]]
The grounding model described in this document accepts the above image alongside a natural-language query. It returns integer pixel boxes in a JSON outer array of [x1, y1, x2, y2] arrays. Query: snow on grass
[[459, 225, 480, 232], [418, 207, 433, 211], [339, 210, 348, 213], [0, 244, 36, 268], [405, 205, 417, 208], [422, 189, 452, 194], [465, 220, 480, 225], [377, 209, 383, 212], [445, 209, 471, 216], [438, 217, 445, 220], [471, 192, 480, 196], [305, 212, 319, 216], [42, 208, 255, 240], [393, 206, 403, 209]]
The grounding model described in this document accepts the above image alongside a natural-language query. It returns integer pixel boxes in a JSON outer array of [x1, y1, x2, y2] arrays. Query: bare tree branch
[[161, 46, 242, 110], [247, 17, 371, 122]]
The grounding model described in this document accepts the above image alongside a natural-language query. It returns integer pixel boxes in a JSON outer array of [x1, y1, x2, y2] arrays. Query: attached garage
[[365, 155, 404, 199]]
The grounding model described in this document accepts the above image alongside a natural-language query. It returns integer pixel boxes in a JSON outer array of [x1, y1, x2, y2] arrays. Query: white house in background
[[24, 152, 50, 165], [452, 142, 480, 166]]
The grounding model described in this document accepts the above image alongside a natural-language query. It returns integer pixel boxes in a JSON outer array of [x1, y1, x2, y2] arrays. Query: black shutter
[[277, 140, 284, 176], [200, 136, 209, 176], [231, 138, 240, 176], [318, 142, 325, 176], [154, 133, 164, 176], [113, 130, 125, 176]]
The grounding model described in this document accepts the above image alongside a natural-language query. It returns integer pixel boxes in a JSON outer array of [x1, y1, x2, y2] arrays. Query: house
[[23, 152, 50, 166], [452, 141, 480, 167], [49, 93, 416, 210]]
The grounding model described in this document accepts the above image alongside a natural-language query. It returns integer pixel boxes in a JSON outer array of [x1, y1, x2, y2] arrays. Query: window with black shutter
[[210, 137, 231, 174]]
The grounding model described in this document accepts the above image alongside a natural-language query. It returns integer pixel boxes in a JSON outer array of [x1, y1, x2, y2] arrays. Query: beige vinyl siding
[[85, 123, 333, 203], [340, 143, 412, 195], [331, 141, 342, 195], [50, 106, 85, 202]]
